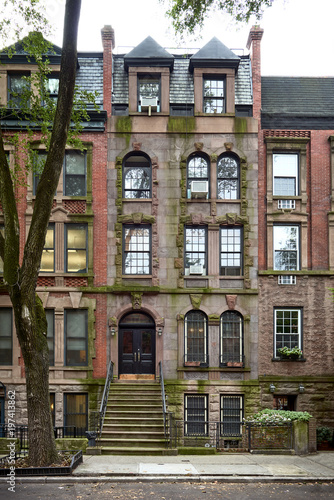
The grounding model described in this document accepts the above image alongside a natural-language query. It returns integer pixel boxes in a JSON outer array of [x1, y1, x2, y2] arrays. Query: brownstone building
[[1, 25, 333, 452], [248, 27, 334, 424]]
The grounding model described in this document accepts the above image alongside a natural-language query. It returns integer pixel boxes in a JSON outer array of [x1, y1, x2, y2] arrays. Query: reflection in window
[[0, 309, 12, 365], [184, 310, 208, 364], [274, 225, 299, 270], [220, 312, 243, 366], [65, 224, 87, 273], [64, 393, 88, 437], [64, 151, 86, 196], [65, 310, 87, 366], [123, 225, 151, 275], [203, 78, 225, 113], [217, 155, 239, 199], [8, 73, 30, 108], [138, 76, 160, 111], [46, 310, 54, 366], [46, 76, 59, 101], [273, 153, 298, 196], [33, 152, 47, 195], [41, 225, 55, 272], [187, 154, 209, 199], [184, 226, 207, 275], [220, 227, 242, 276], [123, 154, 151, 198]]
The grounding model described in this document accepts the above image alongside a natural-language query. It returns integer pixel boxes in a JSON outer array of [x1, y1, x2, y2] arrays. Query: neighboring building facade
[[248, 28, 334, 425], [0, 34, 110, 434]]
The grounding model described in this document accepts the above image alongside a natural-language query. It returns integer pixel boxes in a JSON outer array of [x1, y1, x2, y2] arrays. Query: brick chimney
[[247, 26, 264, 121], [101, 25, 115, 117]]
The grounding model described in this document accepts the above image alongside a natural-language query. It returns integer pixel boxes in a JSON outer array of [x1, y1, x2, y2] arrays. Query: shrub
[[244, 409, 312, 425]]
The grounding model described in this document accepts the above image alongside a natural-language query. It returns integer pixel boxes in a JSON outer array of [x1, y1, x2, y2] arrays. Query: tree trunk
[[0, 0, 82, 466], [11, 294, 59, 466]]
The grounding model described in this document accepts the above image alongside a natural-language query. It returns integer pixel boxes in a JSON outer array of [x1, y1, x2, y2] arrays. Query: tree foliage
[[164, 0, 273, 35]]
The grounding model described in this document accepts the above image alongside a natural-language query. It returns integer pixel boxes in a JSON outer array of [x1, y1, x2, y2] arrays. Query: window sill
[[272, 357, 306, 362], [122, 198, 152, 202]]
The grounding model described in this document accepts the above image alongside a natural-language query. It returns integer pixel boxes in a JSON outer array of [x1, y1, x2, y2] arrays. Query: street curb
[[1, 475, 334, 484]]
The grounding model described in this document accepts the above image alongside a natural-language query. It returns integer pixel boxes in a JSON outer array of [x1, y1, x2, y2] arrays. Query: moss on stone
[[167, 117, 196, 135]]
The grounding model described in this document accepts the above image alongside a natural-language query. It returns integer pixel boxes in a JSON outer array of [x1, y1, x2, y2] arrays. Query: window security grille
[[278, 275, 297, 285], [220, 395, 243, 437], [184, 395, 208, 436], [278, 199, 296, 209]]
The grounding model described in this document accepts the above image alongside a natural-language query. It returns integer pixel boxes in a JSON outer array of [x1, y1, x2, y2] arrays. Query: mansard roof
[[124, 36, 174, 71], [261, 76, 334, 129], [189, 37, 240, 72]]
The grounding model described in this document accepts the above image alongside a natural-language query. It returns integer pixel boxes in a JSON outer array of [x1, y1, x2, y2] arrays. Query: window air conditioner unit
[[189, 264, 204, 275], [190, 180, 208, 199], [140, 96, 158, 111]]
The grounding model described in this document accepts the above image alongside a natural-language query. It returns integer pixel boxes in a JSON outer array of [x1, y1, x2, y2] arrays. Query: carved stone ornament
[[194, 142, 203, 151], [226, 294, 237, 310], [224, 142, 233, 151], [131, 292, 142, 310], [132, 142, 141, 151], [190, 294, 203, 309]]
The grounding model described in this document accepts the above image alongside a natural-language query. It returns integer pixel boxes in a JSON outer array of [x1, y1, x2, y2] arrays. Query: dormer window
[[138, 76, 160, 112], [203, 77, 225, 114]]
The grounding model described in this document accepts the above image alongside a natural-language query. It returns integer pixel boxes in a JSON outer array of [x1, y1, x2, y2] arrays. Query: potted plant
[[317, 426, 333, 450], [277, 346, 303, 360]]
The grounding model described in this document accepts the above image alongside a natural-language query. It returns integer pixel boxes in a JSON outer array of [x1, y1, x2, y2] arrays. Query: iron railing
[[89, 360, 114, 438], [158, 361, 172, 445], [0, 424, 85, 452], [169, 419, 243, 450], [245, 422, 293, 451]]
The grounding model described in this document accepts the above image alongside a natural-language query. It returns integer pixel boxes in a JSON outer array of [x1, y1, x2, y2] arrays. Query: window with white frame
[[184, 226, 207, 276], [220, 226, 243, 276], [64, 151, 86, 197], [274, 308, 302, 357], [186, 154, 209, 199], [203, 77, 225, 113], [273, 153, 298, 196], [217, 154, 239, 200], [138, 75, 160, 112], [220, 395, 243, 436], [184, 394, 208, 436], [123, 225, 151, 275], [274, 225, 299, 270], [184, 310, 208, 365], [0, 308, 12, 365], [220, 311, 243, 366]]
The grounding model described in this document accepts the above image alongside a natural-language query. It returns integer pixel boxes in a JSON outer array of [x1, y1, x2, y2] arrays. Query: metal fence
[[169, 418, 243, 450], [0, 424, 86, 452], [245, 422, 293, 451]]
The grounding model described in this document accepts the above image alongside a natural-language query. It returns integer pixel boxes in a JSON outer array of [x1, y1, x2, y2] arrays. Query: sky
[[45, 0, 334, 76]]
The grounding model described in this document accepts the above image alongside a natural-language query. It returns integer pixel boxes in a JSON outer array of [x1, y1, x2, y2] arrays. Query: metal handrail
[[97, 360, 114, 437], [158, 361, 169, 444]]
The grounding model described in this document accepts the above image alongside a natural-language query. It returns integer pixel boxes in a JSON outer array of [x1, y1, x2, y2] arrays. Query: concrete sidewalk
[[69, 452, 334, 482]]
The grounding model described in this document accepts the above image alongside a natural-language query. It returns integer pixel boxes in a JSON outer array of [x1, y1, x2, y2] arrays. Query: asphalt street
[[0, 481, 333, 500]]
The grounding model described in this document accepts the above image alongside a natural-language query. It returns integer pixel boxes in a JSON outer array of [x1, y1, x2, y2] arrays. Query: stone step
[[100, 446, 176, 456], [103, 423, 164, 431], [99, 437, 166, 448], [101, 431, 165, 440]]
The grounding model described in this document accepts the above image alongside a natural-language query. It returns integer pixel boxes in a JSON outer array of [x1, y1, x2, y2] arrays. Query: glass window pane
[[64, 152, 86, 196], [66, 311, 87, 366], [0, 309, 12, 365]]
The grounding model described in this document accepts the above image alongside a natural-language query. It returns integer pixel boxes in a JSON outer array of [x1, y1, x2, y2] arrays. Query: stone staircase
[[99, 382, 175, 455]]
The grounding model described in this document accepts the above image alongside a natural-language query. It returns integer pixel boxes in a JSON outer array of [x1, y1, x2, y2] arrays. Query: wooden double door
[[118, 312, 155, 375]]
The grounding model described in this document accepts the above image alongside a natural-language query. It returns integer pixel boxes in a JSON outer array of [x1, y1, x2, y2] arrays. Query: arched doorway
[[118, 312, 156, 375]]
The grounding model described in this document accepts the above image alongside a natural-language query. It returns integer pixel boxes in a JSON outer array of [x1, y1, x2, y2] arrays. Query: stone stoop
[[99, 382, 176, 455]]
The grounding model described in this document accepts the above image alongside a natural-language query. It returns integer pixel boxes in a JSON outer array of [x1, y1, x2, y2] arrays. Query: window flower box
[[227, 361, 243, 367], [277, 347, 302, 360]]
